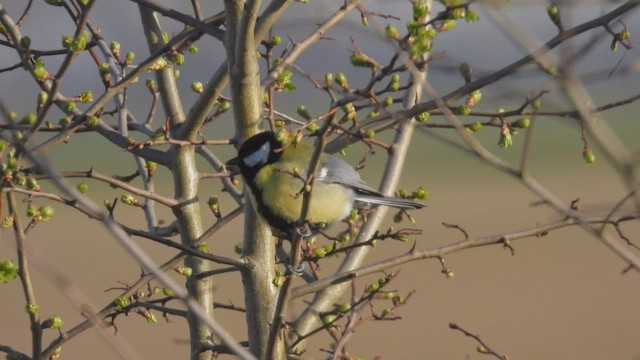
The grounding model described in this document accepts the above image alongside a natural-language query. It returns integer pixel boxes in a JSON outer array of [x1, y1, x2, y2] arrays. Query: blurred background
[[1, 1, 640, 359]]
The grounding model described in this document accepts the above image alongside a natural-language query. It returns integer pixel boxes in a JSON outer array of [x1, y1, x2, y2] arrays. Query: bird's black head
[[236, 131, 284, 181]]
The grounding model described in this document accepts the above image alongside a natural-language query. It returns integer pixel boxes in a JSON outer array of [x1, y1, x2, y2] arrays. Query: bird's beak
[[225, 157, 240, 174], [226, 157, 239, 166]]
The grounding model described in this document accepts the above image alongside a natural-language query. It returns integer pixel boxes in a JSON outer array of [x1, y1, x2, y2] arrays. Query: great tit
[[232, 131, 424, 234]]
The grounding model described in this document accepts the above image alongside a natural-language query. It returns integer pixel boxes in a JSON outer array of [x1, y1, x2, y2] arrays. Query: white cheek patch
[[242, 142, 271, 167], [317, 165, 328, 179]]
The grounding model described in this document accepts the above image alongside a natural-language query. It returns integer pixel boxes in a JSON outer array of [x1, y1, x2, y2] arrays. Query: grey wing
[[316, 156, 381, 196], [316, 155, 425, 210]]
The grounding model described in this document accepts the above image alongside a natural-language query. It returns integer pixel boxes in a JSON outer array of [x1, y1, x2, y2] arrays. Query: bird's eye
[[242, 141, 271, 167]]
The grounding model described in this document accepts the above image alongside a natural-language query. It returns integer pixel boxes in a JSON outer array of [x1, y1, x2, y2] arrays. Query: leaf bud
[[515, 118, 530, 128], [191, 81, 204, 93], [77, 182, 88, 193], [115, 295, 130, 309], [42, 315, 64, 329], [416, 111, 430, 123], [297, 105, 311, 120], [582, 148, 596, 164]]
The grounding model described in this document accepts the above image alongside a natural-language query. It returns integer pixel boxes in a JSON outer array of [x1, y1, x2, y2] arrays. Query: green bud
[[547, 4, 560, 24], [197, 243, 210, 254], [349, 209, 359, 221], [416, 112, 430, 123], [145, 311, 157, 324], [120, 194, 136, 206], [26, 204, 38, 218], [306, 122, 319, 133], [297, 105, 311, 120], [0, 260, 18, 283], [364, 129, 375, 139], [450, 7, 466, 20], [19, 36, 31, 50], [1, 216, 14, 229], [321, 314, 336, 325], [466, 90, 482, 106], [21, 112, 37, 125], [465, 9, 480, 23], [385, 24, 399, 39], [269, 35, 282, 46], [218, 101, 231, 113], [207, 195, 219, 212], [335, 72, 348, 86], [338, 303, 351, 313], [455, 105, 471, 116], [191, 81, 204, 93], [146, 161, 157, 176], [162, 288, 175, 297], [42, 315, 64, 329], [413, 186, 428, 200], [234, 242, 243, 255], [98, 62, 110, 77], [393, 212, 403, 223], [188, 45, 198, 54], [26, 177, 39, 191], [70, 31, 89, 53], [14, 174, 26, 187], [324, 72, 333, 84], [177, 267, 192, 276], [115, 296, 130, 309], [413, 2, 429, 20], [384, 96, 394, 107], [39, 205, 54, 221], [515, 118, 530, 128], [441, 19, 456, 31], [274, 130, 287, 143], [78, 91, 93, 103], [272, 270, 284, 288], [151, 57, 167, 70], [25, 303, 39, 314], [171, 52, 185, 65], [33, 65, 48, 81], [145, 78, 157, 92], [368, 283, 379, 292], [361, 14, 368, 26], [314, 247, 327, 258], [37, 91, 49, 106], [85, 115, 99, 127], [77, 182, 88, 193], [63, 101, 76, 112], [110, 41, 121, 57], [125, 51, 135, 63], [498, 124, 513, 148], [583, 148, 596, 164]]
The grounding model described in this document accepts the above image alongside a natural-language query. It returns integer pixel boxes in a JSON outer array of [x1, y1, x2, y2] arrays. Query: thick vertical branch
[[139, 6, 212, 360], [224, 0, 285, 358]]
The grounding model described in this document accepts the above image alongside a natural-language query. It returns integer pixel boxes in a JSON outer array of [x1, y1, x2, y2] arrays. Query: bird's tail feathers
[[355, 195, 425, 209]]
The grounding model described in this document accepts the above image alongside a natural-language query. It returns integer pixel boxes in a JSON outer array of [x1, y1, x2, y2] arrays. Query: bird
[[231, 131, 425, 235]]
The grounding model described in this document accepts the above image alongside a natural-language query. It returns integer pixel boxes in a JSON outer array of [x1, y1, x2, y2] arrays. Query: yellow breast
[[254, 145, 354, 224]]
